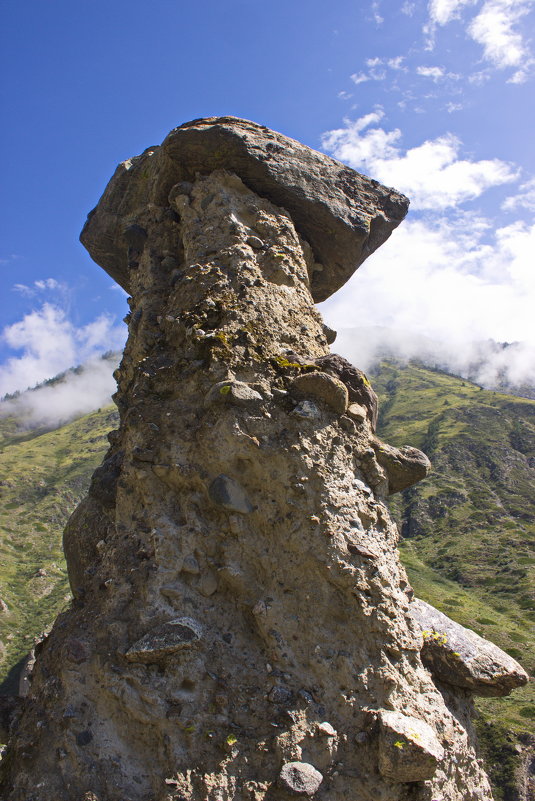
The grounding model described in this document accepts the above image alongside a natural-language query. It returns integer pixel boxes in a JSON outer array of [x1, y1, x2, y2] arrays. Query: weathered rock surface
[[315, 354, 379, 430], [377, 709, 445, 782], [289, 372, 348, 414], [371, 439, 432, 495], [0, 118, 508, 801], [278, 762, 323, 796], [410, 597, 529, 696], [80, 116, 409, 302]]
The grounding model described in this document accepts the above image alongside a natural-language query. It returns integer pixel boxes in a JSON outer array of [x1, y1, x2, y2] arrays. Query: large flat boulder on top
[[80, 116, 409, 302], [410, 598, 529, 697]]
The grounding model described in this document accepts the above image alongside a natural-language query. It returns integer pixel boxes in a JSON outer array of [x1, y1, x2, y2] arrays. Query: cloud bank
[[0, 302, 126, 398], [0, 354, 121, 430], [321, 112, 517, 210], [320, 213, 535, 389]]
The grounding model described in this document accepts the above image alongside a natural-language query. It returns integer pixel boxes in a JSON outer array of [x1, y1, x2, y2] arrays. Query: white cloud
[[469, 0, 534, 71], [425, 0, 535, 78], [402, 1, 417, 15], [468, 69, 492, 84], [13, 277, 66, 297], [338, 90, 353, 100], [0, 355, 120, 429], [321, 115, 518, 209], [388, 56, 407, 70], [416, 65, 446, 79], [320, 215, 535, 387], [428, 0, 478, 26], [446, 101, 465, 111], [351, 56, 408, 85], [350, 72, 371, 85], [416, 65, 460, 81], [0, 254, 20, 265], [34, 278, 60, 291], [502, 177, 535, 211], [0, 303, 126, 397], [371, 0, 384, 24]]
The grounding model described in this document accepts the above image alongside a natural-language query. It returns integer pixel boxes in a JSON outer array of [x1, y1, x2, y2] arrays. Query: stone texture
[[290, 372, 348, 414], [0, 121, 503, 801], [278, 762, 323, 796], [410, 597, 529, 696], [315, 354, 378, 430], [125, 617, 202, 664], [377, 709, 445, 783], [209, 474, 254, 514], [371, 440, 432, 495], [205, 380, 263, 407], [79, 116, 409, 303]]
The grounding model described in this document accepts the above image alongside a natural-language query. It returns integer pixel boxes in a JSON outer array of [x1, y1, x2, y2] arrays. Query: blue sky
[[1, 0, 535, 400]]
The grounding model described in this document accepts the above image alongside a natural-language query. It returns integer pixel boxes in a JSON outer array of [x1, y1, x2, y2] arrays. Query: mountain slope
[[372, 361, 535, 800], [0, 407, 118, 691]]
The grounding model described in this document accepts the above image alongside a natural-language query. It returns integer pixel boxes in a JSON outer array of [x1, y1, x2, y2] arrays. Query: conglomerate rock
[[1, 117, 518, 801]]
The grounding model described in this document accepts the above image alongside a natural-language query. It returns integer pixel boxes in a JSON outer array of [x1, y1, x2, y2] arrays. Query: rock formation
[[0, 117, 528, 801]]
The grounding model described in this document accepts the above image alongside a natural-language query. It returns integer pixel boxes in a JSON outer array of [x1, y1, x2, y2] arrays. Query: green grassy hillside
[[372, 362, 535, 799], [0, 407, 117, 691]]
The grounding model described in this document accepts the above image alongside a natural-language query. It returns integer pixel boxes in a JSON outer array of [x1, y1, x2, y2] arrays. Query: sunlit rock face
[[1, 118, 505, 801]]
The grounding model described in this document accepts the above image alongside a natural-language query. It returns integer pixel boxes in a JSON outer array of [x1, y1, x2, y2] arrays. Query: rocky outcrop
[[410, 597, 529, 697], [1, 117, 522, 801], [79, 116, 409, 303]]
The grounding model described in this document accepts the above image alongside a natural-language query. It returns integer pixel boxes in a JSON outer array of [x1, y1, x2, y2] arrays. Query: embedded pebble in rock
[[290, 400, 321, 420], [247, 235, 264, 250], [181, 554, 201, 575], [377, 710, 445, 783], [290, 371, 348, 414], [1, 117, 507, 801], [268, 685, 293, 705], [209, 474, 254, 514], [315, 354, 379, 430], [205, 380, 263, 407], [347, 403, 367, 423], [279, 762, 323, 796], [125, 617, 202, 664], [317, 722, 337, 737]]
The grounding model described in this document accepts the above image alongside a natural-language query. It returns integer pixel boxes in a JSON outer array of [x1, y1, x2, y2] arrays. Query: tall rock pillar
[[1, 117, 510, 801]]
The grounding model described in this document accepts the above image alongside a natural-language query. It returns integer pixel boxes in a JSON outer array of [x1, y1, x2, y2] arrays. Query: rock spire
[[1, 117, 526, 801]]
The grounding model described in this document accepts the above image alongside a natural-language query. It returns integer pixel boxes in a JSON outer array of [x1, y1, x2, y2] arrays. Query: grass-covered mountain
[[371, 362, 535, 800], [0, 407, 118, 692], [0, 362, 533, 798]]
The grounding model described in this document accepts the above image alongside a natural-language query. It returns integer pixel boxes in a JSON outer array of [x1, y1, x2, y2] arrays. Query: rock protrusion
[[410, 598, 529, 696], [1, 118, 503, 801], [378, 710, 444, 783], [205, 380, 263, 407], [371, 440, 432, 494], [80, 116, 409, 303]]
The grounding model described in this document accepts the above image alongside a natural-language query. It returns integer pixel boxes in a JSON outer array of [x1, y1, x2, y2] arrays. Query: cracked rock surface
[[0, 119, 510, 801]]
